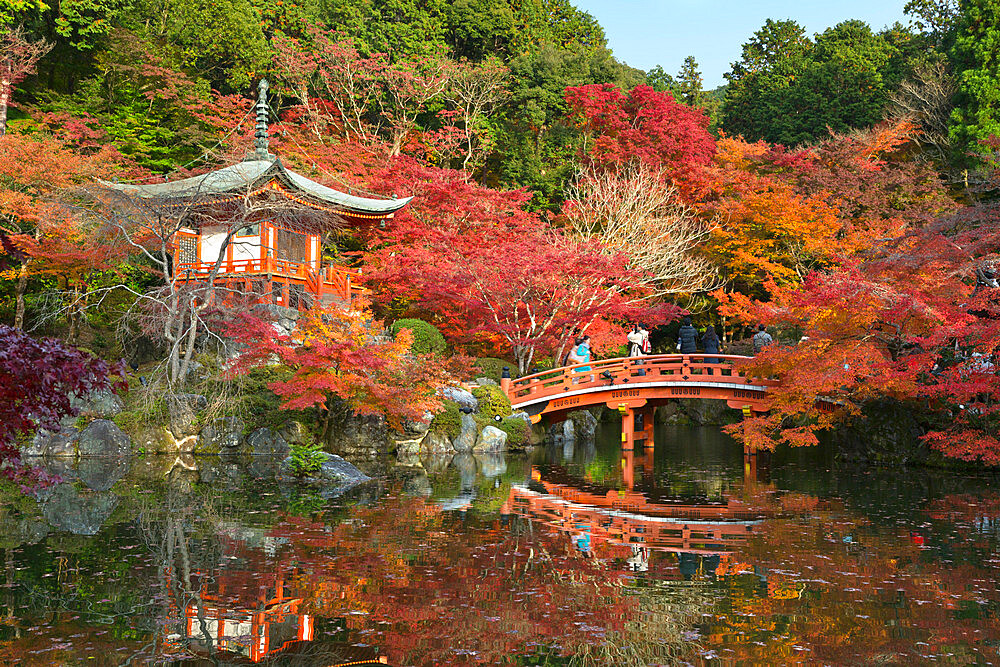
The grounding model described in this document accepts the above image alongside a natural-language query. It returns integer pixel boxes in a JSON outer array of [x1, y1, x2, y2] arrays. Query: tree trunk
[[0, 80, 9, 137], [13, 259, 28, 329]]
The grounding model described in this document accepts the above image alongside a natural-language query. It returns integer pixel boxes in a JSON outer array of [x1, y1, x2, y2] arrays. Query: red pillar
[[741, 406, 756, 483], [619, 405, 635, 451]]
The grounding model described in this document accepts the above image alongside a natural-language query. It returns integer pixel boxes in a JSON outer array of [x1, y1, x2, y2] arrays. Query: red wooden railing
[[175, 257, 364, 302], [503, 354, 767, 408]]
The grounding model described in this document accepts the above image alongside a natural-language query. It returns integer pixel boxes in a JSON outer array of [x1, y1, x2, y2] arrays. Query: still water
[[2, 424, 999, 665]]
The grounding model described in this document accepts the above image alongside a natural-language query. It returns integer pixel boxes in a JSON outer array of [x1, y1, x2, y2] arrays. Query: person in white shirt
[[627, 325, 644, 357]]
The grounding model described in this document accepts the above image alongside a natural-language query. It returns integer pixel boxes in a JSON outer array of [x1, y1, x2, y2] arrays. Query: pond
[[2, 424, 999, 665]]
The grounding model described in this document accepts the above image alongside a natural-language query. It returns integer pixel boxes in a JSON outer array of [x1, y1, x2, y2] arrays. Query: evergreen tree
[[675, 55, 703, 106], [948, 0, 1000, 167]]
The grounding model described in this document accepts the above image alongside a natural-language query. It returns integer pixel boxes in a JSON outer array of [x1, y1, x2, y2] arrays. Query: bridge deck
[[501, 354, 771, 422]]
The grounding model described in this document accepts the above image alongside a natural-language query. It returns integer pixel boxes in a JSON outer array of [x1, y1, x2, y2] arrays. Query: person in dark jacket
[[677, 316, 698, 354], [702, 326, 720, 363]]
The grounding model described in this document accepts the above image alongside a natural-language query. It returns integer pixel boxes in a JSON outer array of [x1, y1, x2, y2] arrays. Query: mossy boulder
[[429, 401, 462, 439], [497, 416, 530, 448], [471, 384, 511, 422]]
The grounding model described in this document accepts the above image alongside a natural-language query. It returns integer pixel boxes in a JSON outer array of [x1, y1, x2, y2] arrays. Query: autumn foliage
[[0, 325, 120, 485], [228, 305, 468, 431]]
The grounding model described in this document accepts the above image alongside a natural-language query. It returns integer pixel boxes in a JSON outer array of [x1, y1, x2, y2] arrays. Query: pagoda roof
[[100, 157, 412, 217]]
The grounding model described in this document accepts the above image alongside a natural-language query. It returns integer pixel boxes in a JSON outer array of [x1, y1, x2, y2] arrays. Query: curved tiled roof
[[100, 158, 412, 215]]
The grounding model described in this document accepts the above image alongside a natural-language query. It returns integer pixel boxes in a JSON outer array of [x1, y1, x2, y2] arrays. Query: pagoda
[[102, 80, 412, 311]]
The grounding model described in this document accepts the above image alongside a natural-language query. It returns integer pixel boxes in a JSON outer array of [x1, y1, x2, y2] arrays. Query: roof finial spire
[[251, 79, 273, 161]]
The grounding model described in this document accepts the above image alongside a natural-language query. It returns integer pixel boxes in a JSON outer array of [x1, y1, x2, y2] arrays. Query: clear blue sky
[[573, 0, 910, 88]]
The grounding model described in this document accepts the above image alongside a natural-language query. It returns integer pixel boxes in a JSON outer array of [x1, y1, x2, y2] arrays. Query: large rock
[[77, 420, 131, 457], [395, 435, 424, 458], [548, 419, 575, 444], [683, 399, 732, 425], [833, 399, 927, 465], [318, 454, 371, 484], [655, 402, 686, 424], [256, 303, 300, 336], [452, 414, 478, 452], [336, 414, 390, 458], [442, 387, 478, 412], [28, 428, 79, 458], [277, 453, 371, 493], [509, 411, 531, 425], [42, 484, 118, 536], [199, 417, 246, 453], [567, 410, 598, 441], [167, 393, 208, 438], [60, 388, 125, 428], [133, 425, 177, 454], [421, 431, 454, 453], [278, 420, 310, 445], [246, 428, 290, 457], [474, 425, 508, 452], [402, 411, 434, 437]]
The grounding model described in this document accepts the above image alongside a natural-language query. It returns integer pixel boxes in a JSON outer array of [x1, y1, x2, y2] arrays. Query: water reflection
[[2, 423, 1000, 664]]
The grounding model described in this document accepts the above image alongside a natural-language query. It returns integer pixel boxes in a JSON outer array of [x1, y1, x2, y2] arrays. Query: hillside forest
[[2, 0, 1000, 473]]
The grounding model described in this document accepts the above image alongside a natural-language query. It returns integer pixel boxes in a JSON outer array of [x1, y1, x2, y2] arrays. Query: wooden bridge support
[[618, 405, 635, 451], [741, 405, 757, 484]]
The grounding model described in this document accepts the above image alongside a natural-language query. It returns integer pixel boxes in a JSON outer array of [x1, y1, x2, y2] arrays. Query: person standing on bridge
[[702, 326, 720, 363], [640, 324, 651, 355], [753, 324, 773, 354], [627, 326, 644, 357], [572, 336, 593, 382], [677, 316, 698, 354]]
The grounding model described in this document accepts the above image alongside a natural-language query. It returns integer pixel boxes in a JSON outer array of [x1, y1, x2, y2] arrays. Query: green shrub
[[390, 318, 446, 355], [498, 416, 530, 447], [289, 440, 326, 477], [474, 357, 513, 382], [472, 384, 511, 422], [430, 401, 462, 438]]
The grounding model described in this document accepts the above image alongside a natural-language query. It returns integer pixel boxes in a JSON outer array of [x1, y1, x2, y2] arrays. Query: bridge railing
[[503, 354, 762, 406]]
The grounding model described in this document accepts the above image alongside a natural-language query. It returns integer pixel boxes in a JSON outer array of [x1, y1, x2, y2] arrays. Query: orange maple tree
[[228, 305, 469, 434]]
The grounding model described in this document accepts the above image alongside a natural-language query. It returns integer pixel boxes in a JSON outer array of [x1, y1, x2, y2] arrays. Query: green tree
[[320, 0, 448, 58], [722, 19, 910, 146], [494, 41, 642, 209], [721, 19, 813, 143], [948, 0, 1000, 168], [645, 64, 675, 94], [675, 55, 703, 106], [905, 0, 961, 45], [445, 0, 515, 61]]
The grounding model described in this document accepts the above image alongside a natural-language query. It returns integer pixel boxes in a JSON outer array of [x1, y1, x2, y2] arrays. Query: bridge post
[[618, 404, 635, 451], [637, 406, 654, 446], [500, 366, 511, 397], [741, 405, 757, 482]]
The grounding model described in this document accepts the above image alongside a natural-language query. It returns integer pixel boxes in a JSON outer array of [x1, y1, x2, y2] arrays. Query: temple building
[[103, 80, 411, 311]]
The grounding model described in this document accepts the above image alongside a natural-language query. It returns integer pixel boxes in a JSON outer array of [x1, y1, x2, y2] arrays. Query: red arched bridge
[[500, 354, 776, 449]]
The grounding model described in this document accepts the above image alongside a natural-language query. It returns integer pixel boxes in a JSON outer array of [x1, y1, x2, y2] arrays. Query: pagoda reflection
[[158, 528, 388, 666]]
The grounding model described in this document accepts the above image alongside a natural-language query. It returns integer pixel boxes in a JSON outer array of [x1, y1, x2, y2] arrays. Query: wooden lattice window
[[177, 236, 197, 265]]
